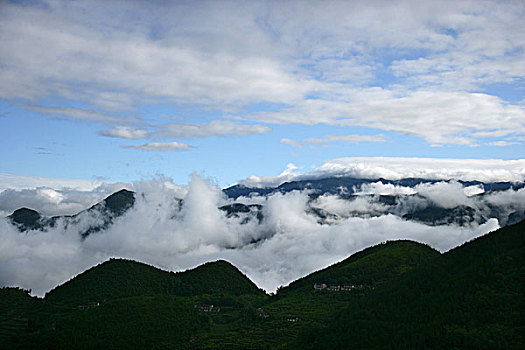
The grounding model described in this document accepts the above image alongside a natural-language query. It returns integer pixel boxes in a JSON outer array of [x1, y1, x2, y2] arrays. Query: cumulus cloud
[[0, 175, 509, 296], [414, 181, 474, 209], [123, 141, 193, 151]]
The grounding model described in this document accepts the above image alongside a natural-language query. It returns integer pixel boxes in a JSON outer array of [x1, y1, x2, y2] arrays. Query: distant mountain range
[[7, 177, 525, 236], [224, 177, 523, 198], [1, 220, 523, 349]]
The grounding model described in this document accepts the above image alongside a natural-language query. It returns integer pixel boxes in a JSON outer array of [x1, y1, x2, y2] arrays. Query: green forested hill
[[177, 260, 265, 297], [278, 240, 440, 296], [1, 259, 267, 349], [45, 259, 181, 306], [45, 258, 264, 307], [294, 220, 525, 350], [1, 221, 523, 349]]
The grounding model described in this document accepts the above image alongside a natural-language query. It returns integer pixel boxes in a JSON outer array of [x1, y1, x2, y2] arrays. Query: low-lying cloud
[[0, 183, 131, 217], [1, 174, 514, 297], [241, 157, 525, 187]]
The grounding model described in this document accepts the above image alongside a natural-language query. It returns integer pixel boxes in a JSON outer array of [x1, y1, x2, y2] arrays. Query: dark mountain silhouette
[[7, 189, 135, 237], [8, 207, 45, 230], [45, 258, 264, 307], [223, 176, 523, 198]]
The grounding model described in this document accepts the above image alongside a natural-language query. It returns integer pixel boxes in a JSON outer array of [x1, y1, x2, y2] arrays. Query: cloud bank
[[241, 157, 525, 187], [1, 174, 512, 297], [0, 173, 106, 192]]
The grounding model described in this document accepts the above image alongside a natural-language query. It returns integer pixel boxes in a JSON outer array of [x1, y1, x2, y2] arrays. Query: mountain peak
[[101, 189, 135, 216], [9, 207, 42, 230]]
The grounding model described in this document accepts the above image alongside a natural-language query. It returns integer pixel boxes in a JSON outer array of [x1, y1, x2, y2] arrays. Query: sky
[[0, 0, 524, 188]]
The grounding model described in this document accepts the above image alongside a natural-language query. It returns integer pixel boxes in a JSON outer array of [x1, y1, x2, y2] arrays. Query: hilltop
[[45, 258, 264, 306], [278, 240, 440, 296]]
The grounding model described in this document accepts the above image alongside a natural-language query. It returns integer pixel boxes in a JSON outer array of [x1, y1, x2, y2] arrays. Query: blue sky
[[0, 0, 524, 188]]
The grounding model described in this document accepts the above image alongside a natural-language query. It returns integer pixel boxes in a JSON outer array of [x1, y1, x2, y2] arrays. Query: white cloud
[[157, 120, 270, 139], [357, 182, 417, 196], [0, 173, 105, 192], [303, 134, 386, 144], [280, 138, 304, 148], [313, 194, 387, 218], [99, 126, 150, 139], [488, 140, 519, 147], [0, 183, 130, 217], [1, 1, 523, 146], [98, 120, 269, 144], [0, 1, 312, 108], [123, 141, 193, 152], [240, 157, 525, 187], [244, 91, 525, 146], [24, 105, 140, 125], [414, 181, 474, 209], [463, 184, 485, 197], [282, 134, 386, 148], [242, 163, 304, 188], [315, 157, 525, 183]]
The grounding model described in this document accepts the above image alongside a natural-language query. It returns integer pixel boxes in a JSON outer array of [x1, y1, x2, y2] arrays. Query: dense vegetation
[[294, 220, 525, 349], [279, 240, 440, 295], [1, 220, 523, 349]]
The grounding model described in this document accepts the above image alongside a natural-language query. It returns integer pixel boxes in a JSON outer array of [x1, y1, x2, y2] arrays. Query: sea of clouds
[[3, 173, 523, 297]]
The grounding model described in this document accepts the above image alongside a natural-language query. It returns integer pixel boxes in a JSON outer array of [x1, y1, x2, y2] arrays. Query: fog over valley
[[2, 167, 523, 296]]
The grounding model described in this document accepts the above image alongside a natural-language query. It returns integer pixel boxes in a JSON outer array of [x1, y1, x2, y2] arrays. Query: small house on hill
[[327, 285, 340, 291], [341, 285, 355, 291], [314, 283, 327, 290], [194, 304, 221, 313]]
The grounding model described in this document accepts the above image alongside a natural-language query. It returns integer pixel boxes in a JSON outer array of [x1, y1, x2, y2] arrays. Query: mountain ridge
[[45, 258, 264, 307], [7, 177, 525, 235], [8, 189, 135, 236]]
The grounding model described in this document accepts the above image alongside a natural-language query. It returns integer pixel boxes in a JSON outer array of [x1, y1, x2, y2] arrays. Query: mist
[[0, 175, 515, 296]]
